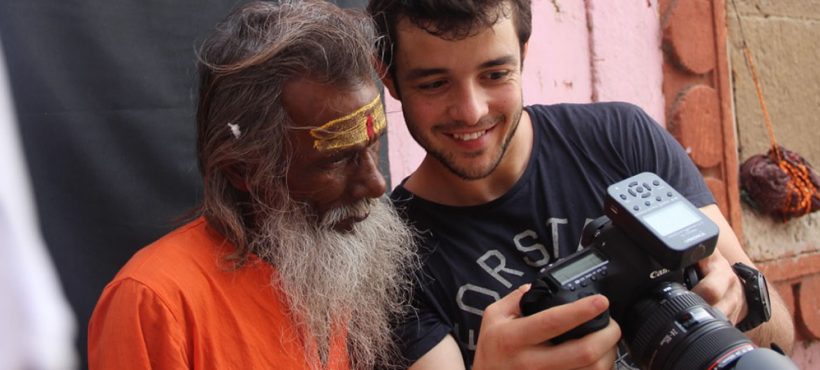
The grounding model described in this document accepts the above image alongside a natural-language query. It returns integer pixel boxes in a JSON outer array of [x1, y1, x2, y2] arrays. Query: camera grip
[[520, 280, 610, 344]]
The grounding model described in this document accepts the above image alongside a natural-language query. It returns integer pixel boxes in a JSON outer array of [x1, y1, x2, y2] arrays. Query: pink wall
[[587, 0, 665, 125], [386, 0, 665, 184]]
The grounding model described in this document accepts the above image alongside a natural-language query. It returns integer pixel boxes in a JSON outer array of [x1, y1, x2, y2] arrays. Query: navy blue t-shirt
[[390, 102, 715, 368]]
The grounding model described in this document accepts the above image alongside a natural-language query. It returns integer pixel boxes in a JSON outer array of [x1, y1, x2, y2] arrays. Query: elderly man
[[88, 1, 415, 369]]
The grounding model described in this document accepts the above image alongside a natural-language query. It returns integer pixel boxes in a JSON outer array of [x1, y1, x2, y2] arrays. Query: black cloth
[[390, 102, 716, 368]]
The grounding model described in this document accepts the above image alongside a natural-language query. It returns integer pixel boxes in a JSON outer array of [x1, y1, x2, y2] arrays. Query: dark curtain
[[0, 0, 373, 368]]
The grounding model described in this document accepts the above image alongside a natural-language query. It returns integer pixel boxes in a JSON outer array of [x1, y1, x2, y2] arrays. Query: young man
[[367, 1, 795, 369], [88, 2, 417, 369]]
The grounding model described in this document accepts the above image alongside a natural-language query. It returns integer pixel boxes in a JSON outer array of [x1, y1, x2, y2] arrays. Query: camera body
[[519, 173, 797, 370], [520, 172, 719, 342]]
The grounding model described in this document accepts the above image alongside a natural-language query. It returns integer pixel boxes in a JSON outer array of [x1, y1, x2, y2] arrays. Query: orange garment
[[88, 218, 350, 370]]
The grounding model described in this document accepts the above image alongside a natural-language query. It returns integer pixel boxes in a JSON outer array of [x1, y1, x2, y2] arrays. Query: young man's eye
[[486, 70, 510, 80], [418, 80, 447, 90]]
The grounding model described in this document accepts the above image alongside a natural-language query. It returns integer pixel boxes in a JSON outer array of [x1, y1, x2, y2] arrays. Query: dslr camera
[[520, 172, 796, 370]]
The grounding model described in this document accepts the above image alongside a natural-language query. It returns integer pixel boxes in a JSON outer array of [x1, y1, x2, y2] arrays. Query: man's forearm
[[746, 286, 794, 354]]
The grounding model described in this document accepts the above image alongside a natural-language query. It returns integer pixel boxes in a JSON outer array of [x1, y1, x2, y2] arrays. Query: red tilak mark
[[366, 114, 375, 140]]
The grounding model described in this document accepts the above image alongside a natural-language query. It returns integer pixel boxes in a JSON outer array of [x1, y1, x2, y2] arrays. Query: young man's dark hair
[[367, 0, 532, 80]]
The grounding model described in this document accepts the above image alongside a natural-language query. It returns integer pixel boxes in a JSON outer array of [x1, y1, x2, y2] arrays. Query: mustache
[[434, 114, 505, 131], [319, 198, 376, 228]]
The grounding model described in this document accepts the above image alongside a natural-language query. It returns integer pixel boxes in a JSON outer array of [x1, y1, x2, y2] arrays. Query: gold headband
[[309, 95, 386, 151]]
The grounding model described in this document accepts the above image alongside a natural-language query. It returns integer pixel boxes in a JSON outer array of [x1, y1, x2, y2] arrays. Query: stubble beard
[[250, 197, 417, 370], [408, 104, 524, 180]]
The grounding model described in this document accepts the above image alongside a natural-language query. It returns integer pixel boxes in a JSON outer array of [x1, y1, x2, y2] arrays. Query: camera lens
[[623, 282, 754, 370]]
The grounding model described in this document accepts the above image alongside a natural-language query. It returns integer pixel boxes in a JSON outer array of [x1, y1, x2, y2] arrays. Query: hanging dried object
[[731, 0, 820, 222], [740, 146, 820, 221]]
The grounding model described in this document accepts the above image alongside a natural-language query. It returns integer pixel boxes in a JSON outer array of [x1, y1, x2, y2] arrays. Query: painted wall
[[386, 0, 665, 184]]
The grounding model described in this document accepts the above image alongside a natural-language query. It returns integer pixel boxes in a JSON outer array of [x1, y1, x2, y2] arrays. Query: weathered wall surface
[[728, 0, 820, 365]]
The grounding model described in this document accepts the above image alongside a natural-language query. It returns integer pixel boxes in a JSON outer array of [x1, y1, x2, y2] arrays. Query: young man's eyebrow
[[405, 67, 447, 80], [479, 55, 517, 69], [405, 55, 518, 80]]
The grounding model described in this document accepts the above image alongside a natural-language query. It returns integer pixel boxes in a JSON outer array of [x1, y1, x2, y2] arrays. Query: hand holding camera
[[473, 285, 620, 370], [519, 172, 795, 370]]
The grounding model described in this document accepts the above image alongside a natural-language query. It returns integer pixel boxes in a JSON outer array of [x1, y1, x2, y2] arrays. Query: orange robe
[[88, 218, 349, 370]]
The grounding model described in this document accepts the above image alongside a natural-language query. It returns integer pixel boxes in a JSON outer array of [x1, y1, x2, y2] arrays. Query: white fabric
[[0, 38, 78, 370]]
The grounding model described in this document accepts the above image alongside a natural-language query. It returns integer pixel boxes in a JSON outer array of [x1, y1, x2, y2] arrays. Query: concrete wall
[[728, 0, 820, 365]]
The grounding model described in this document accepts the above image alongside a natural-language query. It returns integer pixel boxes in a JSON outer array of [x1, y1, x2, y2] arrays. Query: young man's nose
[[447, 81, 489, 126]]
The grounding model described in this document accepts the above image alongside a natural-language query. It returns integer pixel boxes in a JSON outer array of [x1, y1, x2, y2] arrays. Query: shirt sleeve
[[88, 278, 189, 370], [621, 103, 716, 208], [393, 278, 453, 365]]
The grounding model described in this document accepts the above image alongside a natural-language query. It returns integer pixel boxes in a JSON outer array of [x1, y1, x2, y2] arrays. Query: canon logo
[[649, 268, 670, 279]]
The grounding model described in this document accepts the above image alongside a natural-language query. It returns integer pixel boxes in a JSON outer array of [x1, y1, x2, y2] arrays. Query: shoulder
[[389, 183, 432, 224], [389, 182, 413, 205], [525, 102, 663, 152], [527, 102, 653, 128], [108, 218, 234, 299]]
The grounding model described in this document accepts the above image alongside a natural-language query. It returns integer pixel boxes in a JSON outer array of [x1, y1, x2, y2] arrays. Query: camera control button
[[636, 187, 644, 193], [641, 192, 651, 198], [633, 205, 640, 211], [644, 201, 651, 207], [643, 183, 652, 191], [667, 192, 673, 197], [628, 189, 637, 197], [620, 193, 627, 200], [580, 280, 588, 287], [656, 196, 662, 202], [653, 179, 660, 186], [629, 181, 639, 187]]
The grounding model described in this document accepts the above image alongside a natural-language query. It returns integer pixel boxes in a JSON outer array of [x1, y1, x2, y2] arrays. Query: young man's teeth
[[453, 131, 484, 141]]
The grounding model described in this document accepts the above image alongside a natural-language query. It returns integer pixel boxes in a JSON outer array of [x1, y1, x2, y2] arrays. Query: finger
[[519, 318, 621, 370], [482, 283, 531, 321], [691, 271, 726, 306], [497, 294, 610, 347], [575, 343, 619, 370], [696, 247, 724, 277], [692, 255, 744, 322], [693, 250, 730, 305]]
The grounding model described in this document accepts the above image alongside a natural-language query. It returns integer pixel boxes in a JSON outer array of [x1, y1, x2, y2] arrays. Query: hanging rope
[[732, 0, 820, 221]]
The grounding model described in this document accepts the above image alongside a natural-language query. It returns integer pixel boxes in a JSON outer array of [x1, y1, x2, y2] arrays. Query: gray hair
[[195, 0, 379, 261]]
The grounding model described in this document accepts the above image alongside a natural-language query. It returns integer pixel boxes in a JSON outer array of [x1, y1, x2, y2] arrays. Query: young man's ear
[[373, 58, 400, 100], [521, 41, 529, 67]]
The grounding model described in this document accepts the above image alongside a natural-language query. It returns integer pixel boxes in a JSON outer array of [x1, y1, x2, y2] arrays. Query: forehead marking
[[309, 95, 386, 151]]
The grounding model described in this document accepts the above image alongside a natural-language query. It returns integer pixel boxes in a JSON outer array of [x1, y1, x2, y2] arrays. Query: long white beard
[[251, 197, 417, 370]]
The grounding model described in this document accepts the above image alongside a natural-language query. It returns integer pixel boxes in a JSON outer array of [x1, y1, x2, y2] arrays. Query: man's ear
[[521, 41, 529, 66], [373, 58, 400, 100]]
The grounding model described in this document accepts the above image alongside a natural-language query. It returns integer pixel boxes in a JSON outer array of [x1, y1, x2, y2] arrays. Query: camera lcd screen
[[550, 251, 606, 285], [642, 201, 701, 236]]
